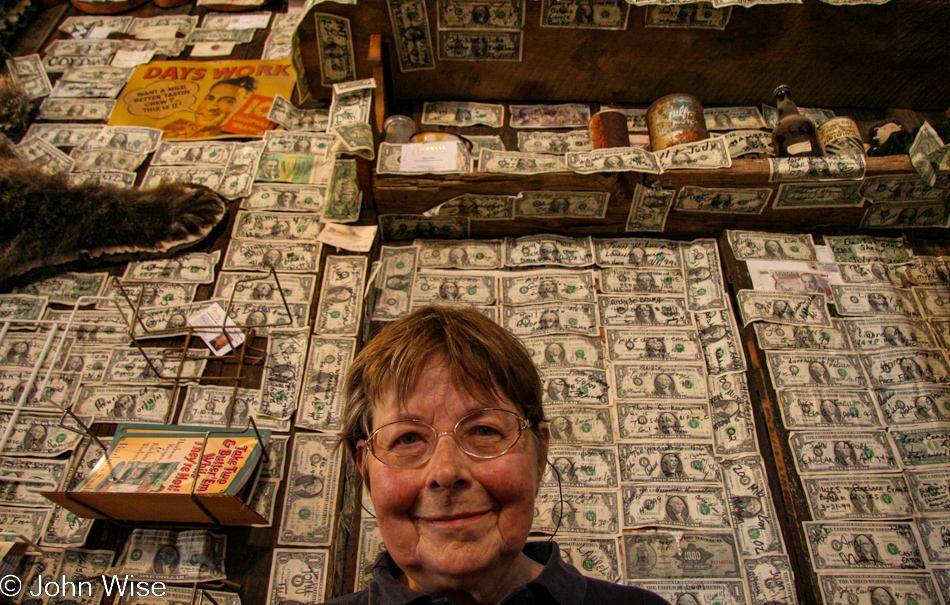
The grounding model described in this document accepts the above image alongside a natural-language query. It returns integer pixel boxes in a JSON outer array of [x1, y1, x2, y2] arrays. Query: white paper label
[[228, 14, 271, 29], [400, 141, 459, 172], [136, 25, 179, 40], [188, 302, 246, 356], [787, 141, 813, 155]]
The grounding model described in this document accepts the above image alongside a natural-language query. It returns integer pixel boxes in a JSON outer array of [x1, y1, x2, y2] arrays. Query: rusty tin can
[[817, 116, 866, 156], [646, 94, 709, 151], [589, 110, 630, 149]]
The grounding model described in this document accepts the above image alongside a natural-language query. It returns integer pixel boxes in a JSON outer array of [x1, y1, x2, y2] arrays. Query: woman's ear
[[535, 421, 550, 477], [356, 439, 367, 474]]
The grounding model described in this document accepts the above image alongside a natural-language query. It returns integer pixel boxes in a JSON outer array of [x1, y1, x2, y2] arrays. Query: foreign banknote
[[510, 103, 590, 128], [623, 532, 740, 580], [517, 131, 592, 155]]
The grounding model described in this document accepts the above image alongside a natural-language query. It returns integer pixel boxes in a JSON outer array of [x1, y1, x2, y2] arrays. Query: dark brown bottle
[[771, 85, 822, 157]]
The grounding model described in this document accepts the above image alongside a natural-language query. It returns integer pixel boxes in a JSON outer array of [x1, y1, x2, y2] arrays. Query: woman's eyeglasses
[[366, 408, 531, 469]]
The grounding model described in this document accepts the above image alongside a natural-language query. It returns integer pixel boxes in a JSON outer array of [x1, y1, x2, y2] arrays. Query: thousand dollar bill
[[278, 433, 341, 546], [315, 256, 367, 336], [803, 521, 925, 572], [267, 548, 329, 604], [623, 532, 740, 580], [788, 430, 899, 474], [532, 489, 620, 535], [803, 474, 914, 521], [736, 290, 830, 326], [422, 101, 504, 127], [565, 147, 663, 174], [111, 529, 226, 581], [777, 388, 881, 430]]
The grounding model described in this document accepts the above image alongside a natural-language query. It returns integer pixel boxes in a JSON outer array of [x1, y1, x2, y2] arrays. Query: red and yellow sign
[[109, 59, 296, 141]]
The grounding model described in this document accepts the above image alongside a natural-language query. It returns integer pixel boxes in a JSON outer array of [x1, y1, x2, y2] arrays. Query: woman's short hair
[[339, 305, 545, 460]]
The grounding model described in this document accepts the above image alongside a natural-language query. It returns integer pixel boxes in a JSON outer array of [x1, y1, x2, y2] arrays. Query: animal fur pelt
[[0, 140, 228, 287]]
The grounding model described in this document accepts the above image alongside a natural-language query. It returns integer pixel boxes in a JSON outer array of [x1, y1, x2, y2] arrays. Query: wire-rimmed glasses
[[365, 408, 531, 469]]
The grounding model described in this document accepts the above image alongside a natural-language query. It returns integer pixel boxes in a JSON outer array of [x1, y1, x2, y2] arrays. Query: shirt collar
[[369, 541, 587, 605]]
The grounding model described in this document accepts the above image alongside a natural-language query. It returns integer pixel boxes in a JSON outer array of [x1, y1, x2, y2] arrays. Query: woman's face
[[357, 357, 548, 591]]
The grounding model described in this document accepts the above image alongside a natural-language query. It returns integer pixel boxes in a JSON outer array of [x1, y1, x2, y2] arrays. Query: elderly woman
[[333, 306, 668, 605]]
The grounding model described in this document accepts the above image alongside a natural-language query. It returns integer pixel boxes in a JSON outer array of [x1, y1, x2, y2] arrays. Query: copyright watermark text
[[0, 575, 166, 599]]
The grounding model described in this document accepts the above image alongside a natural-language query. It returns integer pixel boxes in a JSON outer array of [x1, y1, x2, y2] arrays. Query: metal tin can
[[817, 116, 867, 156], [383, 115, 418, 144], [646, 94, 709, 151], [589, 110, 629, 149]]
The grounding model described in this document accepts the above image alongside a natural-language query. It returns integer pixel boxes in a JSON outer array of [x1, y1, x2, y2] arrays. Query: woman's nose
[[424, 432, 471, 489]]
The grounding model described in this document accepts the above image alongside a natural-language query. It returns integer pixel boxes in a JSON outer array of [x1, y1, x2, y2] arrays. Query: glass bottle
[[771, 85, 822, 157]]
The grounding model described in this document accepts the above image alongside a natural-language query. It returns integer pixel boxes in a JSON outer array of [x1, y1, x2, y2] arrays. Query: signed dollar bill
[[0, 369, 79, 410], [501, 302, 598, 337], [803, 521, 925, 571], [602, 268, 685, 298], [430, 194, 514, 220], [696, 302, 748, 375], [151, 140, 233, 165], [267, 549, 330, 603], [803, 474, 914, 521], [566, 147, 663, 174], [315, 256, 367, 336], [544, 404, 615, 446], [753, 319, 851, 350], [625, 184, 675, 232], [622, 484, 730, 530], [617, 401, 712, 440], [708, 373, 759, 456], [819, 574, 940, 605], [24, 123, 103, 148], [705, 106, 765, 129], [612, 363, 707, 401], [768, 154, 866, 182], [655, 137, 731, 170], [766, 351, 867, 389], [914, 286, 950, 318], [178, 385, 279, 430], [861, 174, 947, 203], [860, 348, 950, 388], [523, 334, 604, 369], [906, 468, 950, 514], [540, 0, 628, 28], [743, 555, 798, 605], [617, 442, 720, 484], [478, 149, 566, 174], [0, 457, 67, 506], [891, 427, 950, 468], [124, 251, 220, 284], [727, 230, 818, 261], [532, 489, 619, 535], [543, 446, 619, 489], [593, 237, 682, 268], [15, 137, 74, 174], [683, 238, 727, 312], [774, 182, 865, 208], [862, 199, 950, 229], [831, 285, 921, 318], [232, 211, 323, 241], [505, 235, 594, 267], [510, 103, 590, 128], [598, 295, 692, 328], [380, 214, 469, 242], [259, 328, 309, 421], [501, 270, 595, 305], [517, 131, 592, 155], [623, 532, 740, 580], [902, 256, 950, 286], [242, 184, 326, 213], [724, 129, 773, 158], [417, 239, 503, 269], [297, 337, 356, 432], [412, 271, 496, 306], [72, 385, 174, 424], [788, 430, 899, 474], [736, 290, 830, 327], [422, 101, 505, 127], [633, 581, 746, 605], [372, 245, 417, 320], [721, 455, 786, 556], [278, 433, 341, 546], [556, 538, 622, 584], [14, 272, 107, 305], [223, 241, 322, 273], [825, 235, 912, 264], [676, 186, 770, 214], [777, 388, 881, 429], [213, 272, 314, 305], [514, 191, 608, 218], [354, 518, 384, 590], [6, 54, 52, 98], [110, 529, 224, 582], [103, 347, 206, 384], [605, 328, 703, 362], [541, 368, 609, 405], [437, 30, 522, 61], [42, 309, 130, 345], [875, 385, 950, 426]]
